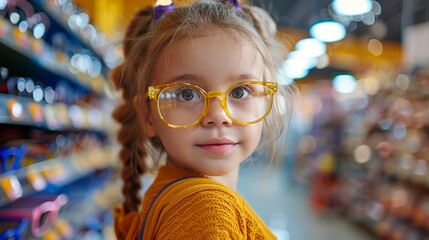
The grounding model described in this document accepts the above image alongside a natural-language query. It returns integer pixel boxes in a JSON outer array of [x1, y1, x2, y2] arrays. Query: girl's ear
[[133, 96, 157, 137]]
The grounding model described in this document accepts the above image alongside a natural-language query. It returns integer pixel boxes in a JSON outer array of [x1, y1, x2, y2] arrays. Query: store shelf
[[30, 0, 107, 67], [0, 146, 116, 207], [0, 93, 108, 132], [0, 36, 104, 96], [0, 1, 117, 238]]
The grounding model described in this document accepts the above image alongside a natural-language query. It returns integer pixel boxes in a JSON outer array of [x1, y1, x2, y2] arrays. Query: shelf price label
[[26, 168, 47, 191], [28, 102, 45, 124], [0, 175, 23, 200], [0, 18, 10, 37], [41, 163, 66, 183], [54, 218, 75, 239]]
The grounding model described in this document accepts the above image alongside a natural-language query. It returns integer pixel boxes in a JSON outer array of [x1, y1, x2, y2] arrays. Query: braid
[[112, 100, 146, 213], [111, 7, 155, 214]]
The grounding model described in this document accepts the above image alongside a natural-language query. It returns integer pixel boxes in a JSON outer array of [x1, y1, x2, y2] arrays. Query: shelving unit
[[0, 0, 119, 239], [337, 70, 429, 239], [293, 68, 429, 239], [307, 70, 429, 239]]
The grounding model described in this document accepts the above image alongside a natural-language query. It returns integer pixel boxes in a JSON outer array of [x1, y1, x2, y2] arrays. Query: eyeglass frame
[[0, 218, 29, 239], [0, 145, 27, 174], [0, 194, 68, 237], [147, 80, 278, 128]]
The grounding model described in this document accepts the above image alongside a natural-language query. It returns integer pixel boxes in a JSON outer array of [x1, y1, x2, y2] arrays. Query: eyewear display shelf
[[337, 69, 429, 240], [0, 0, 118, 239]]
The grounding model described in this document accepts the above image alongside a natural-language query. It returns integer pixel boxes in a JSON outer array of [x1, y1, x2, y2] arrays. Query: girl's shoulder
[[160, 177, 245, 210], [147, 177, 250, 239]]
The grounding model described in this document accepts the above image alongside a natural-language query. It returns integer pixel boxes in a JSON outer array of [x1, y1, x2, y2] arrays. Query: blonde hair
[[112, 0, 296, 214]]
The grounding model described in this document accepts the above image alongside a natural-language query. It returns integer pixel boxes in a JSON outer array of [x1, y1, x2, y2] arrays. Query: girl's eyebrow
[[237, 74, 261, 81], [165, 74, 199, 84], [165, 73, 262, 85]]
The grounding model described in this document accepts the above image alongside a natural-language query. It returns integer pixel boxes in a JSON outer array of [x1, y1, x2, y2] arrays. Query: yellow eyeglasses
[[147, 81, 278, 128]]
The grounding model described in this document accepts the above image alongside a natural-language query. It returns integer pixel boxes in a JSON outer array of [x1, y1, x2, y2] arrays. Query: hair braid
[[111, 7, 155, 213]]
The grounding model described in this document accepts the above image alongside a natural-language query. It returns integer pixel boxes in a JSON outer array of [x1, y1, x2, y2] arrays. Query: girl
[[112, 0, 296, 239]]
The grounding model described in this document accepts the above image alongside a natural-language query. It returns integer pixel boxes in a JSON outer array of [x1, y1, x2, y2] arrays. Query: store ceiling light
[[333, 74, 357, 94], [288, 51, 317, 69], [309, 20, 346, 42], [316, 54, 330, 69], [295, 38, 327, 58], [332, 0, 373, 16], [281, 59, 310, 80]]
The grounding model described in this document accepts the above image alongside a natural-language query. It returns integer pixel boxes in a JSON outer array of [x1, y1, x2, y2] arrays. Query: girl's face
[[146, 31, 265, 177]]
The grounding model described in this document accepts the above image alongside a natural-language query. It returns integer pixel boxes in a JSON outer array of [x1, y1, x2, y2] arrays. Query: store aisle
[[238, 160, 376, 240]]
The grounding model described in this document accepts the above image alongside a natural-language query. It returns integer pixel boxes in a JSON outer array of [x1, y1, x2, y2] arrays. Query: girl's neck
[[165, 160, 240, 191], [206, 166, 239, 191]]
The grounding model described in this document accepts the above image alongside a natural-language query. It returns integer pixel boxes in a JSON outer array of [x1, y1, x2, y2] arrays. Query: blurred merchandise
[[0, 0, 119, 239], [292, 66, 429, 239]]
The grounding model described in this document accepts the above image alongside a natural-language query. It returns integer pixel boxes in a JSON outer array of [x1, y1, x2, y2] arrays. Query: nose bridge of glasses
[[206, 90, 225, 99], [205, 90, 228, 111], [204, 90, 230, 118]]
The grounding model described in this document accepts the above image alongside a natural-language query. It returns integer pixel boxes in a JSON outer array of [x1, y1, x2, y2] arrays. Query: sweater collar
[[157, 161, 206, 181]]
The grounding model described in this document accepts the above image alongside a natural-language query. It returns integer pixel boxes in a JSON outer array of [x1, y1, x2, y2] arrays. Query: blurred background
[[1, 0, 429, 239]]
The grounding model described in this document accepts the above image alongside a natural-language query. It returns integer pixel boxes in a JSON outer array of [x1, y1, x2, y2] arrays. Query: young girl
[[112, 0, 295, 239]]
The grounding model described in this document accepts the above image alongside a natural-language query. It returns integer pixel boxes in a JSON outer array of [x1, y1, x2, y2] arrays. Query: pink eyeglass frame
[[0, 194, 68, 237]]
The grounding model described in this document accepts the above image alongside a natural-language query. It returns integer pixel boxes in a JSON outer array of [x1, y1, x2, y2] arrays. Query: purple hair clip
[[154, 0, 175, 20], [228, 0, 242, 11]]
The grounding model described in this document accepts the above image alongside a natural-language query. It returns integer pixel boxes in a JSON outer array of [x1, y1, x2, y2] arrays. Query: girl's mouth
[[196, 143, 237, 154], [196, 138, 237, 154]]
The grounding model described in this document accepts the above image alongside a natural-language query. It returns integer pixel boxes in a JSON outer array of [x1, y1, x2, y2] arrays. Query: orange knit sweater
[[114, 163, 276, 239]]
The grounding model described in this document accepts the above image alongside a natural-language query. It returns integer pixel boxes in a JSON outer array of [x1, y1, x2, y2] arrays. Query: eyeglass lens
[[156, 83, 271, 126], [158, 85, 205, 126]]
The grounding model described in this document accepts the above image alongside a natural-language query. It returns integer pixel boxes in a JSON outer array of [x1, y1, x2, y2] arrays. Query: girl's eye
[[229, 85, 251, 99], [177, 88, 201, 102]]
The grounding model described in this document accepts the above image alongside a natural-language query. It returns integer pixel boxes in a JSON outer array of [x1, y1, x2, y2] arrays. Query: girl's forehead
[[163, 27, 255, 52], [159, 32, 260, 64], [151, 32, 265, 85]]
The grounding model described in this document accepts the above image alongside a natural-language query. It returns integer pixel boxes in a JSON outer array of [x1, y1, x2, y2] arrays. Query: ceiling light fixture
[[295, 38, 327, 58], [333, 74, 357, 94], [310, 20, 346, 42], [332, 0, 373, 16]]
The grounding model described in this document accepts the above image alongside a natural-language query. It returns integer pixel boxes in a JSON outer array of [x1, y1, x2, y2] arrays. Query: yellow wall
[[74, 0, 191, 37], [74, 0, 151, 37]]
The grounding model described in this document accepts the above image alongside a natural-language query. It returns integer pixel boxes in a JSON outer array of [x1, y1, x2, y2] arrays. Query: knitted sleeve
[[155, 188, 247, 239]]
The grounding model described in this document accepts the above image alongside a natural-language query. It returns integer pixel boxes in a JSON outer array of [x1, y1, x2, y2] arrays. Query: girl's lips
[[196, 143, 237, 154], [196, 138, 237, 154]]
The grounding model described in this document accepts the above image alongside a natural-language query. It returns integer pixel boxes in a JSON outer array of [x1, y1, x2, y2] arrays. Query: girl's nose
[[200, 97, 233, 127]]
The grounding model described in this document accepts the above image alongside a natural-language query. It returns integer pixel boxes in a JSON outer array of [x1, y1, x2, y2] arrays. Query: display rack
[[293, 69, 429, 239], [0, 0, 119, 238], [336, 68, 429, 239]]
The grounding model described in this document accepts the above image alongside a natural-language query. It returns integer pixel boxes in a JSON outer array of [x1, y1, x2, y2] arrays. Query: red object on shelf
[[309, 173, 340, 212]]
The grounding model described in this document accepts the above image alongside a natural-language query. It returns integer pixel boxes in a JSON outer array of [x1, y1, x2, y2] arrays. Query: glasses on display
[[147, 81, 278, 128], [0, 194, 68, 238], [0, 218, 29, 240], [0, 145, 27, 174]]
